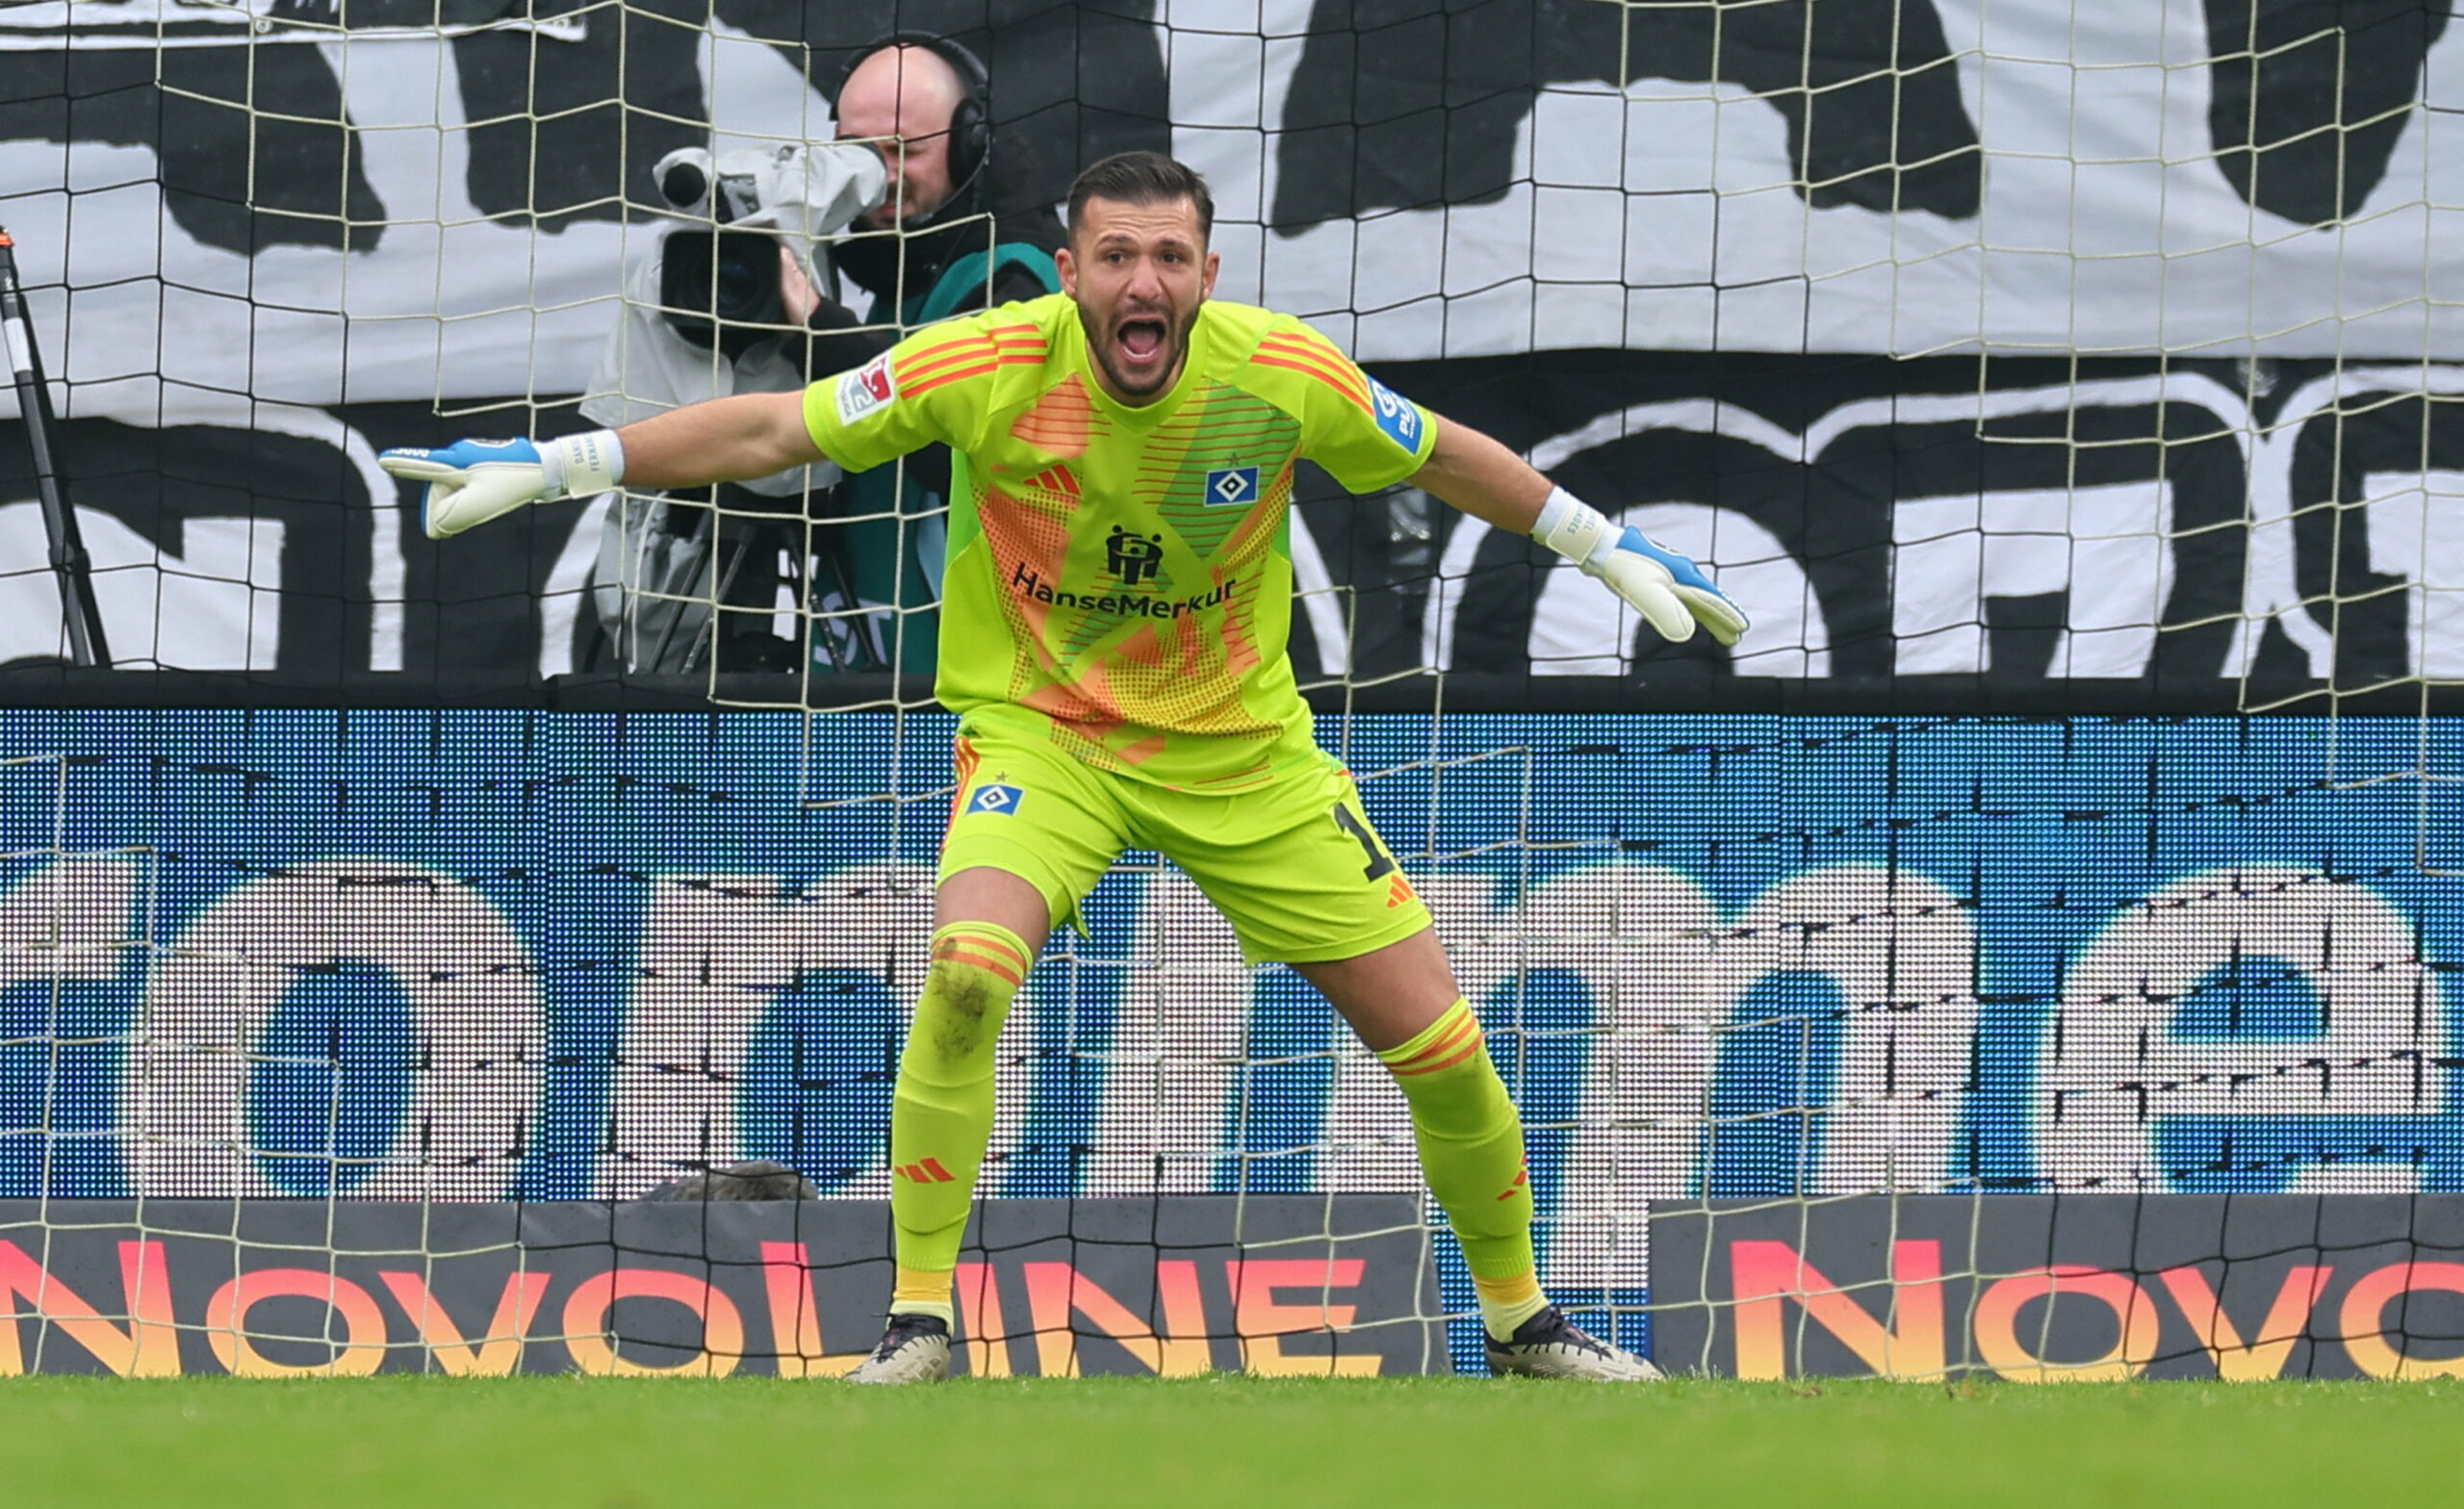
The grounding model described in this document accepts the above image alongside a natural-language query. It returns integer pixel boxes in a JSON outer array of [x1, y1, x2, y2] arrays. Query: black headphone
[[832, 32, 993, 201]]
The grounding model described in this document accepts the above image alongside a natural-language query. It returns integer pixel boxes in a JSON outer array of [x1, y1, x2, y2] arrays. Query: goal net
[[0, 0, 2459, 1378]]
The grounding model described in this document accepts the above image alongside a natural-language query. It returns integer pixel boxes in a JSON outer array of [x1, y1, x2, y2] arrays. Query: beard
[[1079, 294, 1201, 401]]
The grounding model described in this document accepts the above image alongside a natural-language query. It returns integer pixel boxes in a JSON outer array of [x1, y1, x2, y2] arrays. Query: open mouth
[[1115, 315, 1168, 371]]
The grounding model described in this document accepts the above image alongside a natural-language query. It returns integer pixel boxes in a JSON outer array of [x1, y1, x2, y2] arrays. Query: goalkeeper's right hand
[[378, 431, 625, 540]]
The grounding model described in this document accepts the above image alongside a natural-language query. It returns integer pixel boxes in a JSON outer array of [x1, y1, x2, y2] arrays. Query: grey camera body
[[584, 138, 890, 462], [580, 140, 889, 666]]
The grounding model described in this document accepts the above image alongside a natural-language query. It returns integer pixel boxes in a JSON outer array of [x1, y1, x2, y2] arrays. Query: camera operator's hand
[[779, 243, 822, 325], [782, 245, 869, 337], [784, 245, 880, 388]]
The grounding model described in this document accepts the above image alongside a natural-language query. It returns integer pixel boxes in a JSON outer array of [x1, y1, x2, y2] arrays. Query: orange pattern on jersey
[[900, 323, 1049, 398], [905, 350, 1046, 398], [1040, 711, 1274, 786], [1206, 464, 1291, 678], [1006, 584, 1284, 761], [949, 736, 982, 822], [1008, 375, 1107, 457], [1253, 332, 1372, 411], [972, 467, 1211, 758], [899, 325, 1042, 383], [972, 477, 1080, 695], [1171, 603, 1204, 673], [1069, 451, 1286, 720], [1021, 670, 1126, 742], [1217, 567, 1260, 677], [1020, 463, 1079, 500]]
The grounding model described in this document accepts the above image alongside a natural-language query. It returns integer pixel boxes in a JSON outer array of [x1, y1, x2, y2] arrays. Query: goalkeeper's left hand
[[378, 431, 624, 540], [1531, 487, 1748, 646]]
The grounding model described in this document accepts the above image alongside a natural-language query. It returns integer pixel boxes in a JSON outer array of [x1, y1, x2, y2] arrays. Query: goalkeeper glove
[[377, 431, 626, 540], [1531, 486, 1748, 646]]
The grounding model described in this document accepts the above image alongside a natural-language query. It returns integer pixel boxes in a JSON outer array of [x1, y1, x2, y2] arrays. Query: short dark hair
[[1066, 151, 1215, 245]]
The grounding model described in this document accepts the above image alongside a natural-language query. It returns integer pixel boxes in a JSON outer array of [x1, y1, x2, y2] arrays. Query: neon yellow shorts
[[940, 716, 1433, 965]]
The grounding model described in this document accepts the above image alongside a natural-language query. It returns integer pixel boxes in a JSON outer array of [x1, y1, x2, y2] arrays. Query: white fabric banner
[[0, 0, 2458, 409]]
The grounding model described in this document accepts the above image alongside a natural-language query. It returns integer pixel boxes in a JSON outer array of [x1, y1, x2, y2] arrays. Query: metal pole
[[0, 229, 109, 668]]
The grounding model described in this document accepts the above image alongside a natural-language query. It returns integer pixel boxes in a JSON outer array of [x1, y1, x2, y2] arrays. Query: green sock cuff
[[1376, 998, 1478, 1069], [1463, 1235, 1540, 1280], [929, 920, 1034, 987]]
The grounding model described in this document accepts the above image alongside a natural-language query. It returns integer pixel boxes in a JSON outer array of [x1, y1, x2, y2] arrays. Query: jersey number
[[1331, 803, 1397, 882]]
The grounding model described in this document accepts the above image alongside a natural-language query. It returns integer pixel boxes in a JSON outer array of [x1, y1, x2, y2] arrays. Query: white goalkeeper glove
[[377, 431, 626, 540], [1531, 486, 1749, 646]]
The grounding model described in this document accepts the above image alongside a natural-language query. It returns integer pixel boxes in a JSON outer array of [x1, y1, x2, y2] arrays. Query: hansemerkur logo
[[1009, 559, 1240, 622]]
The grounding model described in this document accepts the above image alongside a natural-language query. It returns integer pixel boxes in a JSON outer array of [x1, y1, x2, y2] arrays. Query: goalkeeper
[[381, 151, 1746, 1384]]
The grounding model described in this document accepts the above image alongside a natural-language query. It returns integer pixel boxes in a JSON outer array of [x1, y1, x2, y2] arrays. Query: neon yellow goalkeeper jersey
[[802, 292, 1438, 791]]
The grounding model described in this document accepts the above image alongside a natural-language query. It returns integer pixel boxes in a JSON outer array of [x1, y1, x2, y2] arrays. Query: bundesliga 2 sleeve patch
[[1366, 374, 1424, 453], [837, 352, 897, 424]]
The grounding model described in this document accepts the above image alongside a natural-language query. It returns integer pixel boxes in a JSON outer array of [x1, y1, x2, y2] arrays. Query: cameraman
[[579, 33, 1060, 676], [788, 36, 1065, 676], [800, 37, 1065, 382]]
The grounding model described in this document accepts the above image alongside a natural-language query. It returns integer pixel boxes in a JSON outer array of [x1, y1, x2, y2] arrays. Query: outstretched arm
[[617, 392, 819, 489], [1407, 412, 1748, 647], [1407, 415, 1554, 533], [378, 391, 824, 539]]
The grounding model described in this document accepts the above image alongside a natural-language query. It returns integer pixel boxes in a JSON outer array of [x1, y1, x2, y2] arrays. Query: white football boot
[[1486, 1306, 1664, 1381], [844, 1313, 953, 1385]]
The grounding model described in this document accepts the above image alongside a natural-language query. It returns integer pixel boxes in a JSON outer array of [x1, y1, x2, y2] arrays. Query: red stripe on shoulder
[[1251, 353, 1373, 411], [904, 351, 1045, 398], [902, 364, 996, 397], [984, 322, 1048, 349], [1259, 330, 1356, 369], [898, 336, 998, 384], [1259, 328, 1344, 356], [1255, 333, 1373, 401], [898, 320, 1048, 393]]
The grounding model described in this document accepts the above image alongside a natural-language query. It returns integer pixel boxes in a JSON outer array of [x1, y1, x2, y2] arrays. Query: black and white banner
[[2, 0, 2460, 678], [1296, 352, 2464, 684]]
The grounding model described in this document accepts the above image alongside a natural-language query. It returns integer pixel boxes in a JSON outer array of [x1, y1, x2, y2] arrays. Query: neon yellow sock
[[1376, 999, 1550, 1342], [1472, 1269, 1549, 1342], [890, 1266, 955, 1327], [886, 921, 1031, 1322]]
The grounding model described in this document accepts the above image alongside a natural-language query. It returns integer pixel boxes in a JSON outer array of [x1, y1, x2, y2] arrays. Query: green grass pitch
[[2, 1374, 2454, 1507]]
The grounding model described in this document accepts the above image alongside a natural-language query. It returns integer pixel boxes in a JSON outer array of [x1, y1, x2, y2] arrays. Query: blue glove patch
[[1615, 525, 1721, 594], [394, 437, 542, 469]]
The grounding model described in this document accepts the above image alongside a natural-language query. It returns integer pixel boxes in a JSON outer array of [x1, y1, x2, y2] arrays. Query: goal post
[[0, 0, 2458, 1378]]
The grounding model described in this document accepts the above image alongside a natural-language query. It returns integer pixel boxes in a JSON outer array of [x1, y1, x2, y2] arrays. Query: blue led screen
[[0, 709, 2458, 1244]]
